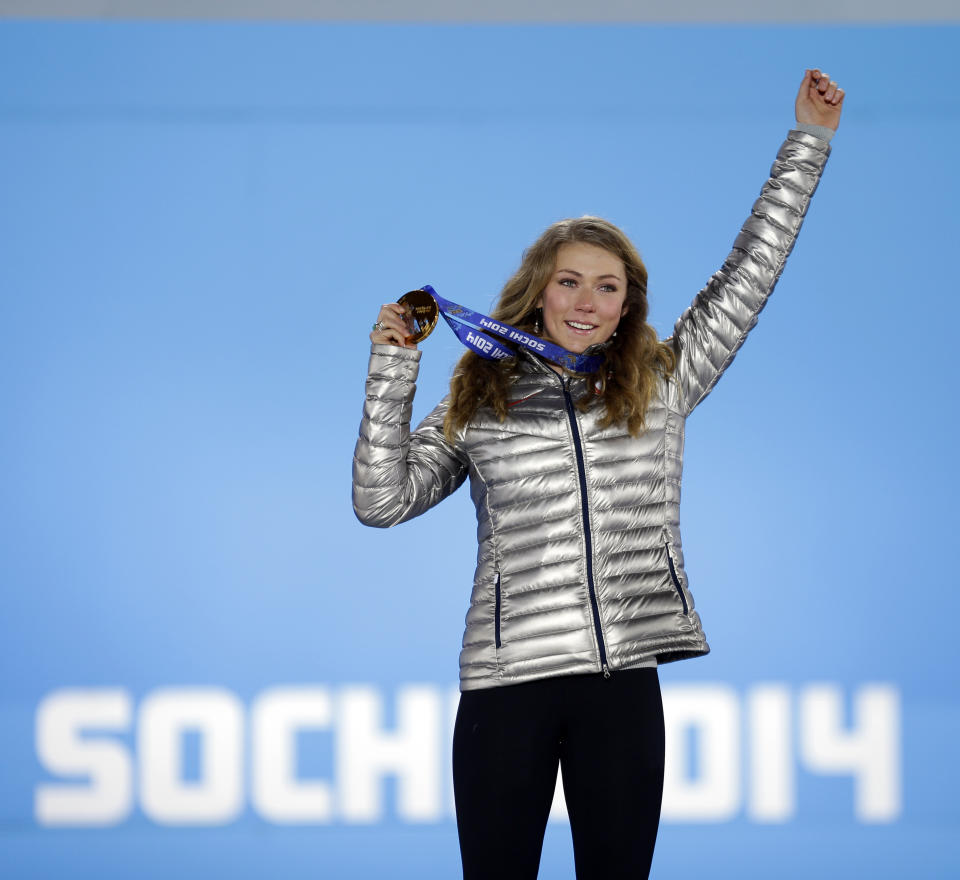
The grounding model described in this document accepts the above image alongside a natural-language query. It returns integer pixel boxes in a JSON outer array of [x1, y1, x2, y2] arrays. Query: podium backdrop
[[2, 19, 958, 880]]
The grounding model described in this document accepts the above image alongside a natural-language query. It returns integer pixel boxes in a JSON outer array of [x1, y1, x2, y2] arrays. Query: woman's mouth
[[565, 320, 597, 335]]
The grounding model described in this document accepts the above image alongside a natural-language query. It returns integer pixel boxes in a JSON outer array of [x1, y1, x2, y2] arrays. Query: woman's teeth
[[566, 321, 596, 331]]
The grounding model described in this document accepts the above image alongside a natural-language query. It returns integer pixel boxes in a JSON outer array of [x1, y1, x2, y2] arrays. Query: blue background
[[1, 21, 959, 879]]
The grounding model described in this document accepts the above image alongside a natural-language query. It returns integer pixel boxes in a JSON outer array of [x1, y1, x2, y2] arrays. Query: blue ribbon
[[422, 285, 605, 374]]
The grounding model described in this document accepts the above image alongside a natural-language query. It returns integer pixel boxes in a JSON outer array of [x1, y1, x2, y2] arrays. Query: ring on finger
[[373, 321, 385, 332]]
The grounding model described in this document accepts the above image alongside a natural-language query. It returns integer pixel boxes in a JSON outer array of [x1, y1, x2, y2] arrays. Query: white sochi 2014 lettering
[[465, 331, 494, 355], [747, 684, 794, 821], [33, 682, 902, 827], [35, 689, 132, 826], [138, 688, 244, 825], [799, 684, 901, 822], [479, 318, 508, 334], [252, 687, 335, 823], [662, 685, 740, 821], [507, 329, 546, 352], [337, 686, 443, 822]]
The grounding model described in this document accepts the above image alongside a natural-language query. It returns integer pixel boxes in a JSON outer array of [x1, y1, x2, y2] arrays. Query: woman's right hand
[[370, 303, 417, 349]]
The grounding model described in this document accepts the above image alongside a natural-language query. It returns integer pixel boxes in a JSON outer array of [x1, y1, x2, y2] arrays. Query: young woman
[[354, 69, 844, 879]]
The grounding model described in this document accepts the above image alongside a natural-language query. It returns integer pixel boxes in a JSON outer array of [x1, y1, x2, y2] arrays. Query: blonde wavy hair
[[444, 216, 676, 442]]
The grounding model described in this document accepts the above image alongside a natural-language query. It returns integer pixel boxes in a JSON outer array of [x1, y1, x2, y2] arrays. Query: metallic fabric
[[353, 130, 831, 691]]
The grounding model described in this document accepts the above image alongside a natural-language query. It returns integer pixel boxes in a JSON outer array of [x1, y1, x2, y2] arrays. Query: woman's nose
[[575, 290, 596, 310]]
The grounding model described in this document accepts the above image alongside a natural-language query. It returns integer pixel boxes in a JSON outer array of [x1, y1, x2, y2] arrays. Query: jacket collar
[[517, 340, 610, 377]]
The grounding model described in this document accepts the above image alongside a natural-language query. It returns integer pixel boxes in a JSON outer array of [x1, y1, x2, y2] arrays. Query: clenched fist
[[796, 68, 845, 131]]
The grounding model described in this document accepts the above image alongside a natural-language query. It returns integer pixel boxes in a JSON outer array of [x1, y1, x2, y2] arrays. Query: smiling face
[[537, 242, 628, 353]]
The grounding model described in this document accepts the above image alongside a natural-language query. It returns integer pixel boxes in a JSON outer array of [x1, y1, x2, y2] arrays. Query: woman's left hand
[[795, 68, 845, 131]]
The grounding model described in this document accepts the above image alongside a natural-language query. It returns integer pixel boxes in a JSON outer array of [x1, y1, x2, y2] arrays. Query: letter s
[[34, 688, 133, 826]]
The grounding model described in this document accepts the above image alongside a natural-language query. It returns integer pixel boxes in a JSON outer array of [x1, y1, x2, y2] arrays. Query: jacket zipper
[[665, 544, 689, 615], [494, 571, 502, 649], [560, 376, 611, 679]]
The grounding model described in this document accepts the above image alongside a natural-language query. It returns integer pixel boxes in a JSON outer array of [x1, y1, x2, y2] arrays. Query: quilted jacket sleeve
[[671, 129, 831, 417], [352, 343, 468, 528]]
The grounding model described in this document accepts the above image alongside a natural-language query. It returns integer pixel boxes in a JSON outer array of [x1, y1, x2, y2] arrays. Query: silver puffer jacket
[[354, 130, 830, 691]]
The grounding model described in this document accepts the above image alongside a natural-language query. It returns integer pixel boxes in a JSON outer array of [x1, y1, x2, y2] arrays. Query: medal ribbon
[[421, 285, 605, 374]]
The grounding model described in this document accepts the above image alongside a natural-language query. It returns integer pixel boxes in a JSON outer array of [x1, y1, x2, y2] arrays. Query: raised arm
[[671, 69, 843, 416], [353, 343, 468, 528]]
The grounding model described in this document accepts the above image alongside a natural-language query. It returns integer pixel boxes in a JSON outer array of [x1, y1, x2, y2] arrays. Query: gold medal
[[397, 289, 439, 344]]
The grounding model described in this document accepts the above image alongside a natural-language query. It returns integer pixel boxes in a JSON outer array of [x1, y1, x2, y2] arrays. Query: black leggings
[[453, 667, 665, 880]]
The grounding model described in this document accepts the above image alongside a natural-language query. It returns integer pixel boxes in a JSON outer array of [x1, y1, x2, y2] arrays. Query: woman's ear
[[620, 303, 629, 317]]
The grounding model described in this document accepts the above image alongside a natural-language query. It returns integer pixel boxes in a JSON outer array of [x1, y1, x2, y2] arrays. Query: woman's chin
[[562, 332, 610, 353]]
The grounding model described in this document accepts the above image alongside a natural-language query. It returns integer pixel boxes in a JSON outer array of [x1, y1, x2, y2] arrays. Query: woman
[[354, 69, 844, 879]]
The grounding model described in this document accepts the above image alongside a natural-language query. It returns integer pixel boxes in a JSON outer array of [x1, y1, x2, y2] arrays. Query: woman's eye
[[559, 278, 577, 288]]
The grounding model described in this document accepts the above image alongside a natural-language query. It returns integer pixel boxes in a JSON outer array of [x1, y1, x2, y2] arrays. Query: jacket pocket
[[665, 543, 689, 615], [494, 571, 502, 649]]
